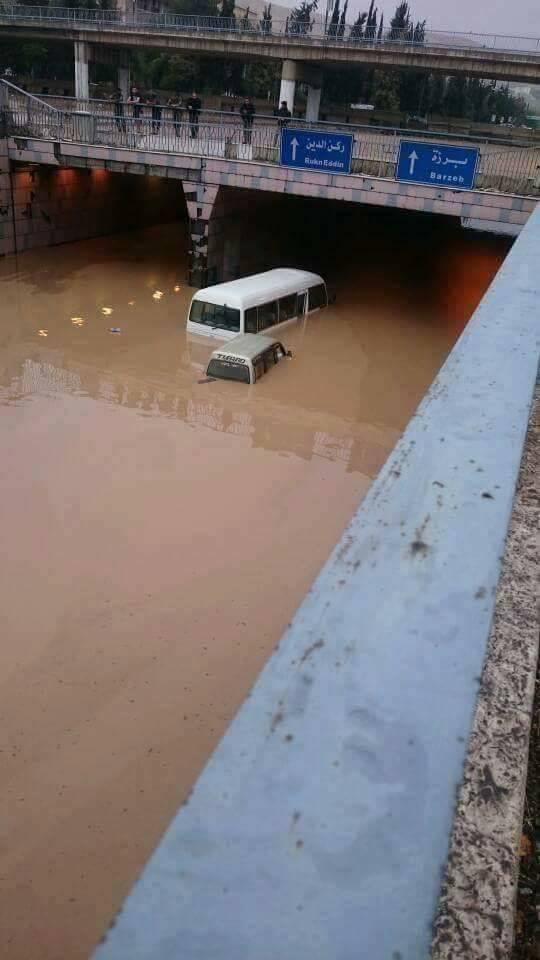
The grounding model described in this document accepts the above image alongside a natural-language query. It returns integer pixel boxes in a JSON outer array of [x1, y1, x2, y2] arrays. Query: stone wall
[[0, 158, 186, 257]]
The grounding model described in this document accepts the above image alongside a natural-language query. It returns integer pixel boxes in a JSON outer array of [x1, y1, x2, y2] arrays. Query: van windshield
[[190, 300, 240, 332], [207, 359, 250, 383]]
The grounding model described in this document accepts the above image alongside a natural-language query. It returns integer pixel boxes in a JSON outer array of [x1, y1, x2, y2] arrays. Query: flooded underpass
[[0, 198, 510, 960]]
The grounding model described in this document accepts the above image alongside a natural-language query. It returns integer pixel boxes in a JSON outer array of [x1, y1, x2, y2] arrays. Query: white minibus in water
[[187, 268, 327, 340], [205, 334, 291, 385]]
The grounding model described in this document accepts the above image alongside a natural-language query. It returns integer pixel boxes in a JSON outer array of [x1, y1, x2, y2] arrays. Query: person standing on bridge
[[187, 92, 202, 139], [150, 94, 162, 135], [276, 101, 292, 144], [277, 100, 292, 129], [128, 86, 142, 125], [240, 96, 256, 145], [168, 95, 184, 138], [111, 89, 126, 134]]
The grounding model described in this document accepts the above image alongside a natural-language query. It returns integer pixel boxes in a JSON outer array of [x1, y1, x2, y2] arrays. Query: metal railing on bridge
[[0, 4, 539, 54], [2, 81, 539, 197]]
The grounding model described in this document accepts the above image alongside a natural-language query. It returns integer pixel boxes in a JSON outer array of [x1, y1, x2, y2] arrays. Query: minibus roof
[[192, 269, 324, 310]]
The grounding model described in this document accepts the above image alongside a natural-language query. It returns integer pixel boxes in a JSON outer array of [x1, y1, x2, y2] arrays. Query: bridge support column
[[74, 41, 90, 101], [118, 65, 130, 100], [303, 66, 323, 122], [279, 60, 297, 113], [182, 182, 219, 288], [279, 61, 323, 120]]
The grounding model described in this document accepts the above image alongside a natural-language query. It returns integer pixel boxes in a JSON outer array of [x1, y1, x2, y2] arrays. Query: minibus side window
[[190, 300, 240, 331], [257, 301, 278, 332], [308, 284, 327, 311], [245, 307, 257, 333], [279, 293, 297, 322]]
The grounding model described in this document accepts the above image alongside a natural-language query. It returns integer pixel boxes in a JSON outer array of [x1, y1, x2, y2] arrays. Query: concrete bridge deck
[[1, 6, 539, 84]]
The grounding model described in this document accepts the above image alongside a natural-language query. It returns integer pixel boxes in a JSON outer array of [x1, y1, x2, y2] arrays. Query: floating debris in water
[[38, 329, 48, 337], [101, 307, 113, 316], [108, 327, 121, 335], [173, 285, 181, 293], [128, 301, 135, 306], [152, 290, 164, 301], [71, 317, 84, 326]]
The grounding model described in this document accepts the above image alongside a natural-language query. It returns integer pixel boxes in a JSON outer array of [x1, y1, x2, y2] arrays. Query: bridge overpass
[[1, 82, 538, 280], [1, 6, 540, 112]]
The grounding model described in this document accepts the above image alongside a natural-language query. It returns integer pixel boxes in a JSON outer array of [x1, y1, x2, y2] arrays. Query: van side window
[[279, 293, 297, 322], [245, 307, 257, 334], [263, 348, 277, 371], [257, 301, 278, 332], [308, 284, 327, 311]]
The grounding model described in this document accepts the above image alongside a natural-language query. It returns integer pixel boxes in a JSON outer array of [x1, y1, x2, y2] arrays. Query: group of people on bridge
[[110, 88, 293, 144]]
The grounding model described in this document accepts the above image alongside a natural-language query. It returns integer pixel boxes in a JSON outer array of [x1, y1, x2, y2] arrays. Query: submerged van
[[205, 334, 291, 385], [188, 268, 327, 340]]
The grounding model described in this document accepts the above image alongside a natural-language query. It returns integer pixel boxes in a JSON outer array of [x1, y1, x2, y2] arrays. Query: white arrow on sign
[[408, 149, 419, 175], [291, 136, 299, 161]]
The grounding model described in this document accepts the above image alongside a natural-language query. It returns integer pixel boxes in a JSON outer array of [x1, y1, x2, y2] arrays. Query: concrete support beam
[[118, 65, 130, 100], [74, 40, 90, 101], [182, 181, 219, 287], [279, 61, 323, 120], [278, 59, 297, 113], [305, 83, 322, 122]]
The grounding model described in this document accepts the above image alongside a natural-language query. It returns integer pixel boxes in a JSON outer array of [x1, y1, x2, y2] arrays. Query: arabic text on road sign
[[395, 140, 479, 191], [280, 128, 353, 174]]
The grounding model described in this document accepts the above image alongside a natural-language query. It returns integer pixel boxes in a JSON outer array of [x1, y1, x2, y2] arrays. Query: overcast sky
[[277, 0, 540, 37], [358, 0, 540, 36]]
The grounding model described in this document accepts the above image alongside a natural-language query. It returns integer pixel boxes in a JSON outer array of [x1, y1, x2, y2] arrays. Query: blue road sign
[[396, 140, 479, 191], [280, 127, 353, 175]]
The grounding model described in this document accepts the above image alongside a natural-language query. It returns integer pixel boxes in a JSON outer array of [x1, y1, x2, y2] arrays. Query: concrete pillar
[[182, 182, 219, 288], [74, 41, 90, 101], [305, 84, 322, 122], [303, 65, 323, 122], [0, 136, 16, 257], [279, 60, 297, 113], [118, 65, 130, 100]]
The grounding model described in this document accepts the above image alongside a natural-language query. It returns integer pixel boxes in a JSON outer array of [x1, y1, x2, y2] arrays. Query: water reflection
[[1, 349, 392, 477]]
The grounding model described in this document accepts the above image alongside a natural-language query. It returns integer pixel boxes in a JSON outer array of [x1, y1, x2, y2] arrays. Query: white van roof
[[192, 269, 324, 310], [209, 333, 284, 363]]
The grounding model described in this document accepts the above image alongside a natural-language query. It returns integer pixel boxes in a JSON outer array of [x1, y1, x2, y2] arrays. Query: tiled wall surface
[[0, 148, 186, 257]]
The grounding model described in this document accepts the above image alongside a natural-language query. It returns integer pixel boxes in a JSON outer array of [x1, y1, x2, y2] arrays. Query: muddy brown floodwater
[[0, 214, 508, 960]]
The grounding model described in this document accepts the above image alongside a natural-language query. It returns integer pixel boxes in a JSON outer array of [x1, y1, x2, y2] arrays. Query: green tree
[[372, 69, 399, 109], [338, 0, 348, 38], [289, 0, 318, 35], [260, 3, 272, 34], [350, 10, 367, 40], [389, 1, 410, 40], [220, 0, 235, 20], [327, 0, 340, 37], [365, 0, 377, 40], [170, 0, 219, 14]]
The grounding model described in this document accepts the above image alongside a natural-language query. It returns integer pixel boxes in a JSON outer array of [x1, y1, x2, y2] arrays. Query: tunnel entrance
[[4, 164, 188, 257]]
